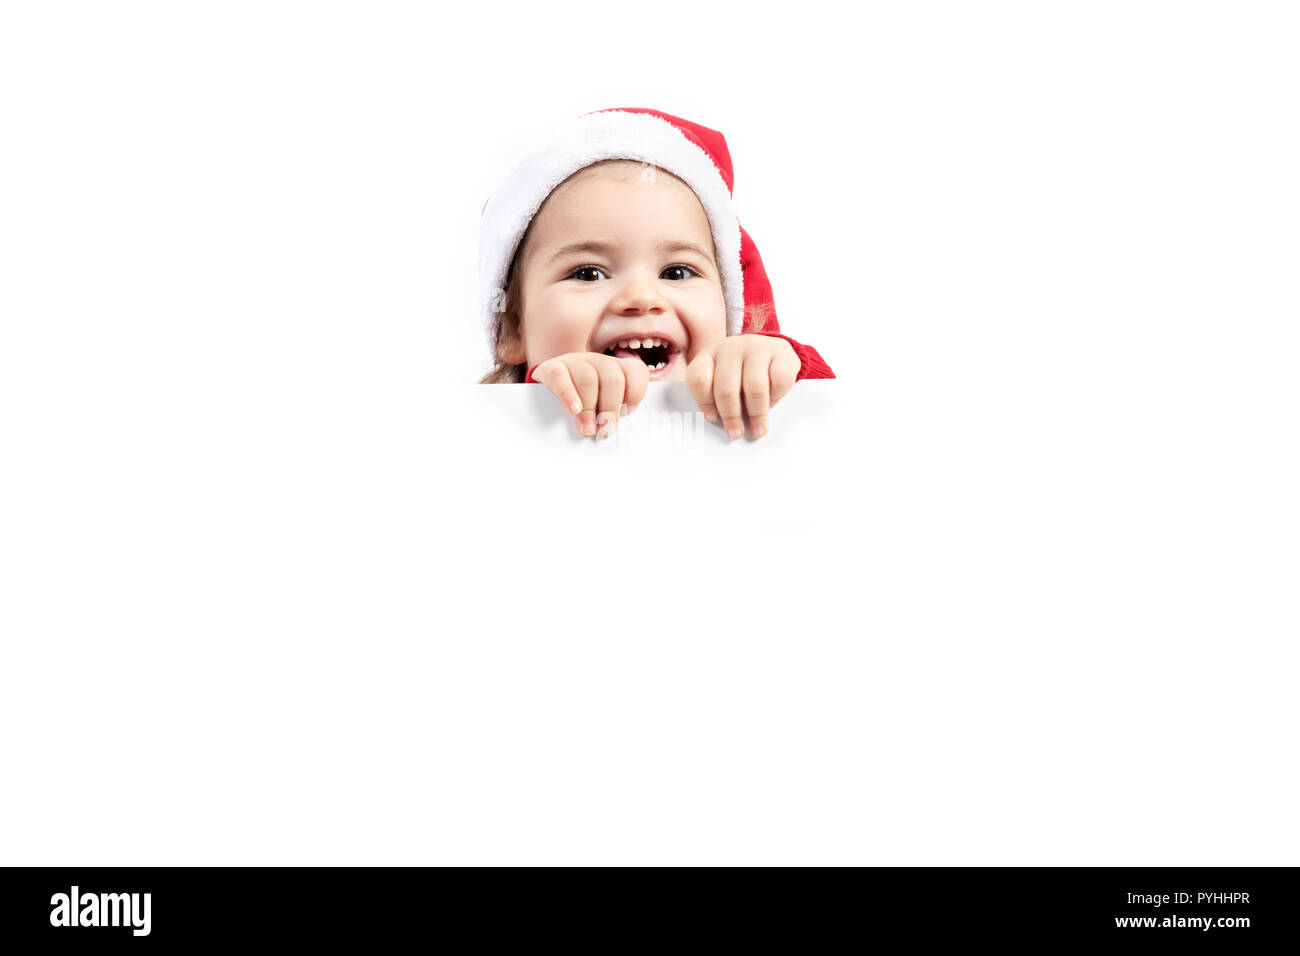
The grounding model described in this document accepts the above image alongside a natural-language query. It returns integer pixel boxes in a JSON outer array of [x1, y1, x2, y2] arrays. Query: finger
[[684, 350, 718, 423], [533, 360, 584, 418], [742, 350, 774, 438], [711, 346, 745, 440], [592, 356, 630, 438], [565, 357, 602, 437], [769, 351, 800, 408], [616, 356, 650, 416]]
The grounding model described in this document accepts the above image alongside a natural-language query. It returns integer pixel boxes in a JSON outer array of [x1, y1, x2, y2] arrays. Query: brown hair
[[480, 251, 529, 384]]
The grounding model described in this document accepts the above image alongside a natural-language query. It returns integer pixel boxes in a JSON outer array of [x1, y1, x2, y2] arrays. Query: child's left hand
[[685, 334, 801, 439]]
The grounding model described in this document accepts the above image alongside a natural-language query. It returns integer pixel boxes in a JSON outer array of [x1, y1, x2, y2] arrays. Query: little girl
[[478, 107, 835, 439]]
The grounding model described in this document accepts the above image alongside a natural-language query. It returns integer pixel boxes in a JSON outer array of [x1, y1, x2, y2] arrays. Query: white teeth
[[607, 338, 673, 352]]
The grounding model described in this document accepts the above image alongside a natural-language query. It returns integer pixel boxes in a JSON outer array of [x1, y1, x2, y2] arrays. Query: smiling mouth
[[602, 337, 676, 370]]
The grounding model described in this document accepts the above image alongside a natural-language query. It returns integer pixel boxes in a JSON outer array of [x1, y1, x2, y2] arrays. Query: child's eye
[[567, 265, 608, 281], [661, 264, 700, 281]]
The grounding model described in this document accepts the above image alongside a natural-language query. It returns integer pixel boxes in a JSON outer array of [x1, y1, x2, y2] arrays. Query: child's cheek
[[685, 314, 728, 364], [523, 290, 599, 359]]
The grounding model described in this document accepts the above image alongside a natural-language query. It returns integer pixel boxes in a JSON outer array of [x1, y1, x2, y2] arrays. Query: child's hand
[[532, 353, 650, 438], [685, 334, 800, 439]]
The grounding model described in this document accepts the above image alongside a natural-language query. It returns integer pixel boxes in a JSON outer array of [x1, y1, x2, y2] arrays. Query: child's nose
[[610, 273, 668, 315]]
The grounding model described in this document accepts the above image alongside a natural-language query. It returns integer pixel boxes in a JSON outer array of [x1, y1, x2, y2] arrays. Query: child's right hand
[[531, 353, 650, 438]]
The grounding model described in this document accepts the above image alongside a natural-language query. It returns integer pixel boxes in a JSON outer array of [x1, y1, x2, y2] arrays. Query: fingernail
[[620, 403, 628, 417], [703, 410, 719, 423], [727, 425, 742, 439], [595, 412, 615, 437], [752, 424, 765, 437], [570, 400, 582, 414]]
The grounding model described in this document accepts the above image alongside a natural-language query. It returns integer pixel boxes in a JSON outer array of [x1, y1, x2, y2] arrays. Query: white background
[[1, 1, 1296, 864]]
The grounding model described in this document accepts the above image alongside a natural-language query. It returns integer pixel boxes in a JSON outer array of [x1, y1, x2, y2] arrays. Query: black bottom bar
[[1, 867, 1294, 946]]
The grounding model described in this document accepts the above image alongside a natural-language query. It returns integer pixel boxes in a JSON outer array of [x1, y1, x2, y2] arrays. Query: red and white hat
[[477, 107, 780, 352]]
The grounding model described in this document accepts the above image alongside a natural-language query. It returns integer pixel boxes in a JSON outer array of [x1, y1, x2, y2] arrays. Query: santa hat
[[477, 107, 780, 354]]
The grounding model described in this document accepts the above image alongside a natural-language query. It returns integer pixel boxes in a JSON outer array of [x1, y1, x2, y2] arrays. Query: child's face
[[500, 160, 727, 381]]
